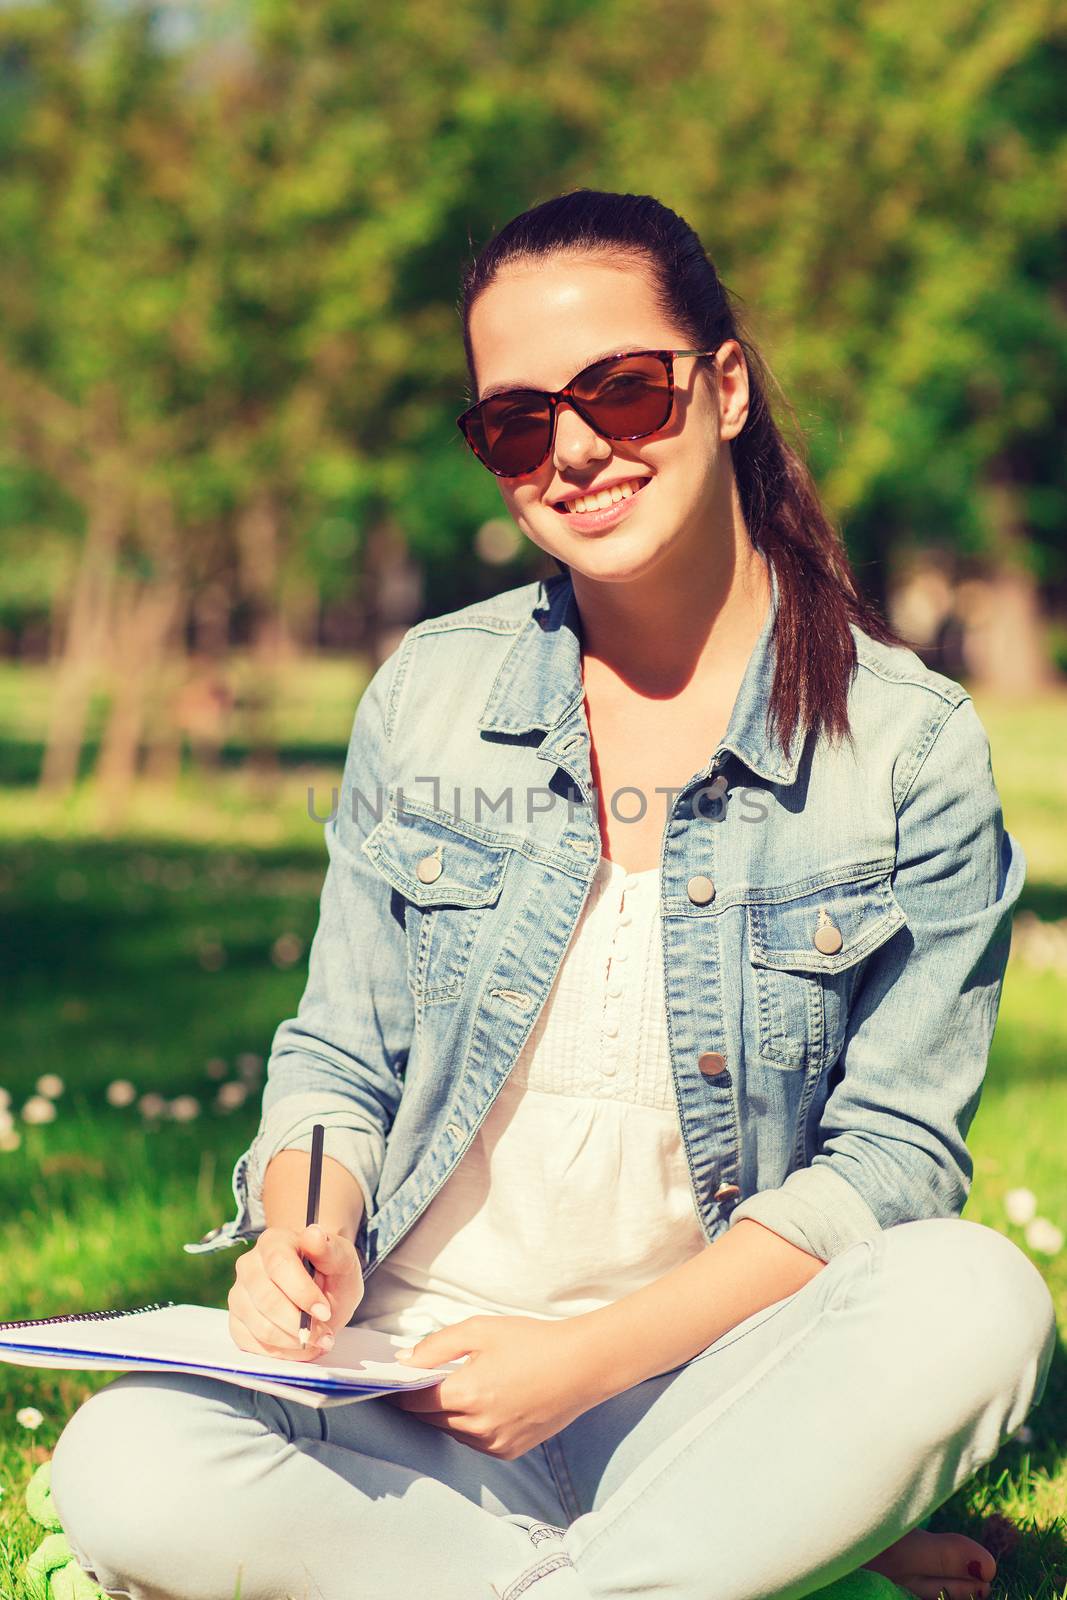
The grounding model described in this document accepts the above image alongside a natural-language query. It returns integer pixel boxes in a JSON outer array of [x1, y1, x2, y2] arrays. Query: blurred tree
[[0, 0, 1062, 822]]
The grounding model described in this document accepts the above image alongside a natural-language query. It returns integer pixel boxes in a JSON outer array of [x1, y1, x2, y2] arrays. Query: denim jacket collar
[[476, 556, 803, 786]]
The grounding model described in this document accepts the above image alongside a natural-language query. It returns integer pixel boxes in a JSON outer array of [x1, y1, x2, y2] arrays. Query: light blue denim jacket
[[186, 559, 1024, 1274]]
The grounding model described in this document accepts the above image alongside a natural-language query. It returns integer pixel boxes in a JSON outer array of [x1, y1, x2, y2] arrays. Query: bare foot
[[863, 1529, 998, 1600]]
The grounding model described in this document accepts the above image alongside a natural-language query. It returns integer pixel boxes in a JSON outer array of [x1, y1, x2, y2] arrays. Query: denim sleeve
[[184, 644, 413, 1254], [728, 695, 1026, 1263]]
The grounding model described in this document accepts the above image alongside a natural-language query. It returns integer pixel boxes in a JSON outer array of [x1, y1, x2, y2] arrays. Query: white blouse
[[351, 854, 709, 1340]]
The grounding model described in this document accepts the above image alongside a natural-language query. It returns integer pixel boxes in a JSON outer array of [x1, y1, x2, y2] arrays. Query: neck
[[570, 494, 771, 699]]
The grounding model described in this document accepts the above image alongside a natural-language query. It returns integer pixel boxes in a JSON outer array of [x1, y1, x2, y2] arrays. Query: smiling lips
[[552, 476, 651, 515]]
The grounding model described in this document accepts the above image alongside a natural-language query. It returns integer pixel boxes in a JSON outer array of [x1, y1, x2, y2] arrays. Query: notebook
[[0, 1302, 464, 1409]]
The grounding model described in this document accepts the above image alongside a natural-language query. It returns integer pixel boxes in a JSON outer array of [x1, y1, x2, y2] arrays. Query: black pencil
[[298, 1122, 325, 1348]]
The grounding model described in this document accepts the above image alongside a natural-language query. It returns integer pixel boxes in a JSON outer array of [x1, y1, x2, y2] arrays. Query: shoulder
[[366, 576, 552, 741], [845, 624, 990, 809]]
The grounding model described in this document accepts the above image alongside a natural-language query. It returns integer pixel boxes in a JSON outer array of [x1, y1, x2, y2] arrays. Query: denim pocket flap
[[362, 803, 512, 908], [748, 871, 906, 976]]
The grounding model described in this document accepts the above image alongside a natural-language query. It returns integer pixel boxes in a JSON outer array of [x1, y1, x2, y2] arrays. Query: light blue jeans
[[50, 1219, 1056, 1600]]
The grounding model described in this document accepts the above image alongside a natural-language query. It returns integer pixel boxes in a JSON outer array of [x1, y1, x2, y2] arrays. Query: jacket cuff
[[727, 1161, 883, 1262], [183, 1092, 382, 1254]]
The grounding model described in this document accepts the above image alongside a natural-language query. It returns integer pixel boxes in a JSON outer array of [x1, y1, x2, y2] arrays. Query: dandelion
[[106, 1079, 137, 1108], [36, 1074, 65, 1100], [0, 1129, 20, 1153], [271, 933, 303, 969], [138, 1092, 167, 1120], [205, 1057, 228, 1080], [216, 1081, 248, 1111], [1025, 1217, 1064, 1256], [169, 1095, 201, 1123], [22, 1096, 57, 1125], [17, 1407, 43, 1430], [1004, 1188, 1038, 1227]]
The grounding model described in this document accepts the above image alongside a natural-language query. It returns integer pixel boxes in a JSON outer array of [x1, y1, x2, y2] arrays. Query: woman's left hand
[[381, 1314, 607, 1459]]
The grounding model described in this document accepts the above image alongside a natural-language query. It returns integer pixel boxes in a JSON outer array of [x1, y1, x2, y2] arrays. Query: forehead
[[469, 255, 677, 397]]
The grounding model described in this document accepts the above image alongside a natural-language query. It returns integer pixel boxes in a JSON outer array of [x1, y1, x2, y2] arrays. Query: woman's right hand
[[228, 1223, 365, 1362]]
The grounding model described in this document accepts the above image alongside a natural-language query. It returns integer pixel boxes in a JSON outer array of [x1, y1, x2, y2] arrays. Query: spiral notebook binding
[[0, 1301, 176, 1330]]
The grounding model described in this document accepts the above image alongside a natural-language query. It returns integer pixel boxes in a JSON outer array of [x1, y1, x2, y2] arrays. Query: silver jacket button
[[714, 1183, 741, 1202], [687, 874, 716, 905], [416, 854, 443, 884]]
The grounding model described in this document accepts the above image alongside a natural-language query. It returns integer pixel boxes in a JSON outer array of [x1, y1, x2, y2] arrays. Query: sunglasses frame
[[456, 347, 721, 478]]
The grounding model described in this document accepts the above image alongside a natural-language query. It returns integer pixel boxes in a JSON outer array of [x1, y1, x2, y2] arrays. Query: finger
[[230, 1280, 330, 1355], [262, 1240, 335, 1325], [229, 1311, 328, 1363], [299, 1224, 357, 1277], [245, 1253, 333, 1342], [384, 1382, 448, 1412]]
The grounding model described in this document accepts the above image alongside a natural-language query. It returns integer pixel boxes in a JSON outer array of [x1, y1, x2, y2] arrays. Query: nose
[[551, 400, 611, 471]]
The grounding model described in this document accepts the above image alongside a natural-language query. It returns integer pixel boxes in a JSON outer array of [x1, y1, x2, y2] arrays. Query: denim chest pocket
[[362, 804, 512, 1003], [746, 872, 907, 1072]]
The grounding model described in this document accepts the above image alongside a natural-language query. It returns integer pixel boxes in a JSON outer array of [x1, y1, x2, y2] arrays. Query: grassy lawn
[[0, 663, 1065, 1598]]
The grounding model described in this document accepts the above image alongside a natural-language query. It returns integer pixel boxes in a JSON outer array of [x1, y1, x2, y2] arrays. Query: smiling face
[[466, 251, 748, 586]]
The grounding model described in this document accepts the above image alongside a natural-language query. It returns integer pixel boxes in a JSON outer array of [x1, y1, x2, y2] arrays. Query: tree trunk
[[39, 492, 123, 792], [95, 576, 184, 828], [962, 471, 1054, 695]]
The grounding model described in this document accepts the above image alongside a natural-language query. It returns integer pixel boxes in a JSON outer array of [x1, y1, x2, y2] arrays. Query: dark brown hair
[[459, 188, 908, 763]]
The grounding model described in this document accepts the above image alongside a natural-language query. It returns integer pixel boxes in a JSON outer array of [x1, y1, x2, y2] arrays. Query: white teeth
[[562, 477, 646, 513]]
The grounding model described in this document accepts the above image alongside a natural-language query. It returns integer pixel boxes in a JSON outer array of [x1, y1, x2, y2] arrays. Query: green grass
[[0, 665, 1065, 1598]]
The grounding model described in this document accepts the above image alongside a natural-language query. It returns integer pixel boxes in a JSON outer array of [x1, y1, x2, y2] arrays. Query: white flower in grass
[[1004, 1188, 1038, 1226], [1012, 1424, 1035, 1445], [0, 1107, 13, 1135], [204, 1057, 228, 1080], [106, 1079, 137, 1108], [0, 1086, 10, 1110], [271, 933, 303, 969], [0, 1129, 20, 1152], [17, 1407, 43, 1430], [138, 1092, 167, 1120], [36, 1074, 65, 1100], [169, 1095, 201, 1123], [216, 1081, 248, 1111], [1025, 1217, 1063, 1256], [236, 1053, 263, 1082], [22, 1096, 56, 1125]]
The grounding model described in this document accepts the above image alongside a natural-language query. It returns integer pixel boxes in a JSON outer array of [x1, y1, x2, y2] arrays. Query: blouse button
[[607, 979, 624, 998], [416, 855, 442, 884], [603, 1017, 619, 1038], [687, 875, 716, 905], [698, 1051, 727, 1076]]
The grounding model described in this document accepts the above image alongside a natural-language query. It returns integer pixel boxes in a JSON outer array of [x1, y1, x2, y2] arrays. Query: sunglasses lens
[[463, 355, 673, 476], [468, 393, 552, 477], [573, 354, 672, 436]]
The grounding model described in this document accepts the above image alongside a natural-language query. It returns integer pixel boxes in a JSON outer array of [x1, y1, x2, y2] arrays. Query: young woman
[[51, 190, 1055, 1600]]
